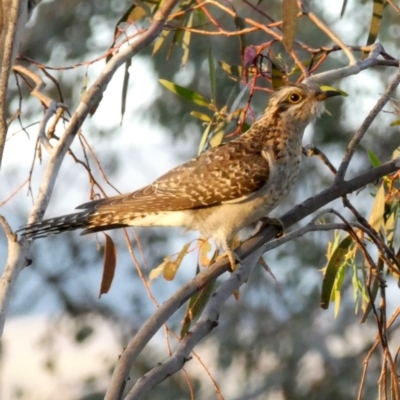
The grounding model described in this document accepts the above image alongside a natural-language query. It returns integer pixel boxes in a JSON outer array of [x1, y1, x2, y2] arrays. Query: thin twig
[[301, 2, 357, 65], [335, 62, 400, 182], [303, 144, 337, 175]]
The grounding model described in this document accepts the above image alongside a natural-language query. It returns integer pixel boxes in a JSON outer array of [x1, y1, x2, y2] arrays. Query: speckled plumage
[[18, 82, 338, 267]]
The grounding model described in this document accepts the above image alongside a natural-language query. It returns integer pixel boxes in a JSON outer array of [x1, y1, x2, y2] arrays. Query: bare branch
[[0, 215, 28, 335], [301, 3, 357, 65], [309, 43, 391, 83]]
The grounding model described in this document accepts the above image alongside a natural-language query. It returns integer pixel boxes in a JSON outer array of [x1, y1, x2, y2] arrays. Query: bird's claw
[[256, 217, 285, 238], [217, 249, 242, 271]]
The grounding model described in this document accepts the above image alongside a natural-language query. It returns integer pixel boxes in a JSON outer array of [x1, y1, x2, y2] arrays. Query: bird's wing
[[78, 141, 271, 213]]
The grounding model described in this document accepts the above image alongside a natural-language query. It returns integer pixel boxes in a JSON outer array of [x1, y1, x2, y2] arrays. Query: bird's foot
[[255, 217, 285, 238], [217, 248, 242, 271]]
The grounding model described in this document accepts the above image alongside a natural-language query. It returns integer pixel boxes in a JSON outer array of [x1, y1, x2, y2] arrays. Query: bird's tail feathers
[[18, 211, 92, 239]]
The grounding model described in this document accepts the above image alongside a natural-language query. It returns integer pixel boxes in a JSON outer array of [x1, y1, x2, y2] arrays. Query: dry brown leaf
[[99, 233, 117, 298]]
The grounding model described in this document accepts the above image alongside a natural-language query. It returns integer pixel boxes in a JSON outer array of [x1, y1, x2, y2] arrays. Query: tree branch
[[335, 62, 400, 181], [105, 158, 400, 399]]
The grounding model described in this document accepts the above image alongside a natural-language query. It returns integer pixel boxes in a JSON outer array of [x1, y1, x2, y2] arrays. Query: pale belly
[[191, 156, 301, 245]]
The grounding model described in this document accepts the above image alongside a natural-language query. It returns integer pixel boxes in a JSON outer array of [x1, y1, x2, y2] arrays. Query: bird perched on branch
[[18, 82, 339, 269]]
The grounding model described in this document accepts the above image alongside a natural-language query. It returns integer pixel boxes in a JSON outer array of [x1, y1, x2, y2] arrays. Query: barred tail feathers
[[18, 211, 92, 239]]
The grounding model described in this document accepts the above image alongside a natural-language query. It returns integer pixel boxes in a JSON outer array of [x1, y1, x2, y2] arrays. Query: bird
[[18, 81, 340, 269]]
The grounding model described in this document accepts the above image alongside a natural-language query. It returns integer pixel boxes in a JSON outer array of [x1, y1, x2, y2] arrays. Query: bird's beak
[[315, 90, 342, 101]]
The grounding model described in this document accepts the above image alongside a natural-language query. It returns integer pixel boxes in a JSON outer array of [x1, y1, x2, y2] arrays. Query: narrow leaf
[[209, 130, 225, 148], [181, 275, 216, 337], [181, 12, 193, 67], [149, 257, 170, 281], [340, 0, 348, 18], [320, 235, 353, 309], [390, 119, 400, 127], [333, 264, 346, 317], [369, 183, 385, 232], [208, 48, 217, 105], [367, 149, 381, 167], [120, 59, 131, 125], [197, 119, 213, 155], [199, 239, 212, 266], [163, 242, 191, 281], [99, 233, 117, 297], [366, 0, 385, 46], [190, 111, 211, 122], [271, 61, 285, 90], [153, 29, 170, 55], [234, 17, 247, 53], [218, 60, 242, 80], [282, 0, 298, 52], [159, 79, 209, 107]]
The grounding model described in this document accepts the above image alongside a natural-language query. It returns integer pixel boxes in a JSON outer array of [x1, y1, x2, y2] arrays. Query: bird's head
[[267, 82, 341, 128]]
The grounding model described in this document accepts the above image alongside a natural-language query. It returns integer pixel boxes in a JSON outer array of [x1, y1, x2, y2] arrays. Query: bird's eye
[[287, 92, 302, 103]]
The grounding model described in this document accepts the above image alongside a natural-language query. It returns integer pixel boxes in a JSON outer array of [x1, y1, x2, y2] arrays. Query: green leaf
[[234, 16, 247, 53], [390, 119, 400, 127], [120, 59, 131, 125], [369, 183, 385, 232], [181, 271, 216, 337], [218, 60, 242, 80], [208, 48, 217, 105], [320, 235, 353, 310], [209, 129, 225, 148], [332, 264, 346, 317], [190, 111, 211, 122], [363, 0, 387, 58], [197, 120, 213, 155], [159, 79, 209, 107], [152, 29, 170, 55], [181, 12, 193, 67], [367, 149, 381, 167], [282, 0, 298, 52], [271, 61, 285, 90]]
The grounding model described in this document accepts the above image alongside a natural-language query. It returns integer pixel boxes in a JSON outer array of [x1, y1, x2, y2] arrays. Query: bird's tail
[[17, 211, 92, 239]]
